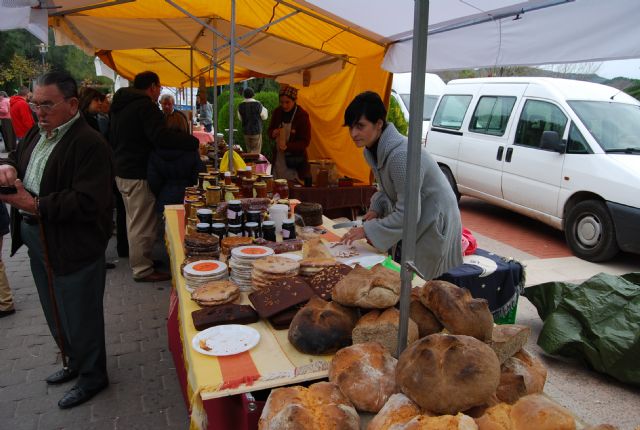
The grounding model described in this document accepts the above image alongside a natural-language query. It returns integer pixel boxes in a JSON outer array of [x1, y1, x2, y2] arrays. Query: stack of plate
[[182, 260, 228, 293], [229, 245, 274, 291]]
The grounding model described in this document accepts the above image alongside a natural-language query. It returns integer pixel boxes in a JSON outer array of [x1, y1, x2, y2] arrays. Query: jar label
[[282, 229, 290, 239], [227, 210, 236, 219]]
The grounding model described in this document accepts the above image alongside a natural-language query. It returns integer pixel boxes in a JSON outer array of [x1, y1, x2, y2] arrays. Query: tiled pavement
[[0, 228, 189, 430]]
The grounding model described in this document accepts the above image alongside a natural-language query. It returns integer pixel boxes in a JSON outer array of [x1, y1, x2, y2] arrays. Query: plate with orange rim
[[231, 245, 274, 259]]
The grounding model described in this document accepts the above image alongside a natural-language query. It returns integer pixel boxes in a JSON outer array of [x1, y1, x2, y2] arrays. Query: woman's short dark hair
[[35, 71, 78, 99], [243, 87, 254, 98], [133, 71, 160, 90], [79, 87, 103, 113], [344, 91, 387, 127]]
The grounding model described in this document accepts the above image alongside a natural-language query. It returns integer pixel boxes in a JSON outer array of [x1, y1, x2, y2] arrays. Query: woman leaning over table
[[339, 91, 463, 280], [267, 85, 311, 184]]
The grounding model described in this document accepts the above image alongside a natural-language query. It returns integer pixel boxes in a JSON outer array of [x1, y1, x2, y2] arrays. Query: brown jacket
[[267, 104, 312, 178]]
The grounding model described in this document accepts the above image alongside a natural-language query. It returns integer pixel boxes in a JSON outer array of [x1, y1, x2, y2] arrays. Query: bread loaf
[[332, 264, 400, 309], [258, 381, 359, 430], [583, 426, 618, 430], [419, 280, 493, 341], [367, 393, 421, 430], [392, 413, 478, 430], [329, 342, 398, 413], [396, 333, 501, 415], [496, 349, 547, 404], [475, 395, 576, 430], [409, 293, 443, 337], [486, 325, 531, 364], [352, 308, 419, 358], [288, 296, 358, 355]]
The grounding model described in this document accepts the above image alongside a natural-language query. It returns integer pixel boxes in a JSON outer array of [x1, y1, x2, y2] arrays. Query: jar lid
[[206, 185, 221, 190], [196, 223, 211, 228], [247, 210, 261, 214], [228, 223, 242, 228], [245, 222, 259, 228], [197, 208, 213, 215], [224, 171, 232, 176], [254, 181, 266, 188], [228, 199, 241, 205], [191, 202, 205, 207], [211, 223, 226, 228], [274, 179, 288, 184], [262, 220, 275, 227], [282, 219, 295, 225], [198, 172, 208, 177]]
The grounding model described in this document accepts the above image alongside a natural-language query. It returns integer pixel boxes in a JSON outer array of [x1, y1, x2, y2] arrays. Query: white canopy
[[300, 0, 640, 72]]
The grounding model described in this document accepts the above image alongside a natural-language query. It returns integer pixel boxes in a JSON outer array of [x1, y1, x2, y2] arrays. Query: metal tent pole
[[227, 0, 236, 173], [397, 0, 430, 358], [213, 19, 220, 168], [190, 47, 194, 133]]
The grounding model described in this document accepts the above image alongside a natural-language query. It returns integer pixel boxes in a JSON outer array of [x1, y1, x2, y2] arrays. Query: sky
[[595, 59, 640, 80]]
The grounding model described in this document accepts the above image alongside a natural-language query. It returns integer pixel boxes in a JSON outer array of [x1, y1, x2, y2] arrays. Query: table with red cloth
[[289, 185, 377, 220]]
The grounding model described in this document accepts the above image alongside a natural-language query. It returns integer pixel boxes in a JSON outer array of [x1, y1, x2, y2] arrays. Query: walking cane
[[37, 219, 69, 371]]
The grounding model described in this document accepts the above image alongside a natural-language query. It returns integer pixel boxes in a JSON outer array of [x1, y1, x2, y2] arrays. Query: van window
[[469, 96, 516, 136], [515, 100, 568, 148], [400, 93, 441, 121], [568, 100, 640, 152], [567, 123, 592, 154], [432, 95, 472, 130]]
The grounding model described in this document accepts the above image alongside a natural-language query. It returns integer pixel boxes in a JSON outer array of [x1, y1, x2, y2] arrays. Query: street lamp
[[38, 43, 48, 67]]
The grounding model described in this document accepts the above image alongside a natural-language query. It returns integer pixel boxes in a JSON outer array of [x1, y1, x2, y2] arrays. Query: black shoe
[[46, 368, 78, 385], [105, 262, 116, 270], [58, 382, 108, 409], [134, 270, 171, 283], [0, 308, 16, 318]]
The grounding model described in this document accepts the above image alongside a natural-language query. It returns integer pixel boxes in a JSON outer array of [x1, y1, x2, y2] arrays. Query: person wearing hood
[[109, 71, 198, 283], [9, 87, 35, 142], [339, 91, 463, 280]]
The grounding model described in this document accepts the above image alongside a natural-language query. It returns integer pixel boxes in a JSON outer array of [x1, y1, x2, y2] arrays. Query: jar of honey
[[274, 179, 289, 199], [241, 177, 256, 198], [262, 174, 274, 195], [253, 181, 267, 198], [189, 202, 205, 220], [197, 172, 208, 190], [206, 185, 222, 206], [224, 171, 232, 186]]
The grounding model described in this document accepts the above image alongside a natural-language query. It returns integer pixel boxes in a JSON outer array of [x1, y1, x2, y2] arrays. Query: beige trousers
[[115, 177, 158, 279], [244, 134, 262, 154], [0, 238, 14, 311]]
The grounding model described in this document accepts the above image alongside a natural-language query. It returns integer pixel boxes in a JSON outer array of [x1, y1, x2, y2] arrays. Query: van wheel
[[565, 200, 619, 262], [439, 166, 460, 202]]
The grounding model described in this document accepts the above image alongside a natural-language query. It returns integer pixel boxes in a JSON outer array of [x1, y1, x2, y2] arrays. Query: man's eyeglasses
[[29, 99, 69, 113]]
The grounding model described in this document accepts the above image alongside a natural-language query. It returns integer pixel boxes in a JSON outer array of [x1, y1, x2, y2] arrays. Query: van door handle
[[505, 147, 513, 162], [496, 146, 504, 161]]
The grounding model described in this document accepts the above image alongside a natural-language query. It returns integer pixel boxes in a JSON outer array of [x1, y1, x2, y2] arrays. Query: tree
[[0, 53, 44, 90]]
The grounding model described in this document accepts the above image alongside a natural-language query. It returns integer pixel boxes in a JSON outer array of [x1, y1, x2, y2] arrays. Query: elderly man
[[0, 71, 113, 408], [160, 93, 190, 133], [110, 71, 198, 282]]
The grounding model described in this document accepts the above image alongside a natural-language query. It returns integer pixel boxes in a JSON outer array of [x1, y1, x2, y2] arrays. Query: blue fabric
[[436, 248, 524, 317], [147, 148, 205, 213]]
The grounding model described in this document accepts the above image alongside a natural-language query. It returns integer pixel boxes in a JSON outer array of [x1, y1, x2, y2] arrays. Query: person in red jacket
[[9, 87, 35, 141]]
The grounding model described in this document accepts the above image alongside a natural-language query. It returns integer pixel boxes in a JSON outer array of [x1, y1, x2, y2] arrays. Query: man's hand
[[339, 226, 366, 245], [0, 179, 38, 214], [0, 164, 17, 186], [362, 210, 379, 221]]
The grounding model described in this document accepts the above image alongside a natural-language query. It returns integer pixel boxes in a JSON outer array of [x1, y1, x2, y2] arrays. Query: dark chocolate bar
[[191, 304, 259, 331]]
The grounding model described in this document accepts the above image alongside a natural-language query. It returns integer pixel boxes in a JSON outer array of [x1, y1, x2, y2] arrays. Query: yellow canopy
[[48, 0, 391, 184]]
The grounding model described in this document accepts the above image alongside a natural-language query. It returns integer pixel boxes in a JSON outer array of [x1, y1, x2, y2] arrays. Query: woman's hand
[[271, 128, 280, 139], [362, 210, 379, 221], [339, 226, 366, 245]]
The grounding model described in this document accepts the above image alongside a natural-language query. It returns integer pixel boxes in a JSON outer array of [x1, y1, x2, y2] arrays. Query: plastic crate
[[494, 302, 518, 325]]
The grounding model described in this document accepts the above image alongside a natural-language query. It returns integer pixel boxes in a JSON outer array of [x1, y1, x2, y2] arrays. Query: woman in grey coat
[[340, 91, 463, 280]]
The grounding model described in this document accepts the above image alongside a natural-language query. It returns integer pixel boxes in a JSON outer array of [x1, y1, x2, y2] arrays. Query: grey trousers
[[21, 221, 108, 390]]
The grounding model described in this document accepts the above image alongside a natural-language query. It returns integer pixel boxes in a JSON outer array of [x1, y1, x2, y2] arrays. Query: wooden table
[[289, 185, 377, 220]]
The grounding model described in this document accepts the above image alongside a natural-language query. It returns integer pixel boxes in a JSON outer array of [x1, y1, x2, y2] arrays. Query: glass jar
[[186, 217, 198, 235], [281, 219, 297, 240], [204, 175, 218, 188], [224, 186, 241, 201], [246, 210, 262, 227], [211, 223, 227, 242], [224, 171, 232, 185], [244, 221, 259, 238], [196, 223, 211, 234], [197, 172, 209, 190], [261, 220, 276, 242], [262, 174, 274, 195], [184, 186, 200, 199], [241, 177, 256, 198], [227, 223, 243, 237], [274, 179, 289, 199], [206, 185, 222, 206], [189, 202, 205, 220], [226, 200, 243, 224], [196, 208, 213, 224], [253, 181, 267, 198]]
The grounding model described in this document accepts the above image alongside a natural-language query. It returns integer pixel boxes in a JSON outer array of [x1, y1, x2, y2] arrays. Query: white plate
[[192, 325, 260, 356], [343, 254, 386, 268], [231, 245, 274, 259], [277, 253, 303, 261]]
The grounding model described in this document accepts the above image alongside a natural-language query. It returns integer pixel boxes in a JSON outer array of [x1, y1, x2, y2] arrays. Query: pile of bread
[[260, 278, 619, 430]]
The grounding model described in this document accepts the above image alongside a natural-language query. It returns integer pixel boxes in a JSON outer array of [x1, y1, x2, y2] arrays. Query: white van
[[426, 77, 640, 262], [391, 72, 446, 142]]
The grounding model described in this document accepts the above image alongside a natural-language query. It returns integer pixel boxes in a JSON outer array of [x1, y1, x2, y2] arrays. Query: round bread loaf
[[409, 294, 443, 338], [510, 394, 576, 430], [396, 333, 501, 415], [394, 413, 478, 430], [496, 349, 547, 404], [332, 264, 400, 308], [294, 202, 324, 226], [367, 393, 421, 430], [288, 296, 358, 355], [419, 280, 493, 341], [329, 342, 398, 413], [352, 308, 419, 358], [258, 381, 359, 430]]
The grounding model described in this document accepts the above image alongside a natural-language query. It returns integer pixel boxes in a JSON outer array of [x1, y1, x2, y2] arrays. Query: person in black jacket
[[0, 71, 113, 408], [148, 147, 204, 213], [110, 71, 198, 282]]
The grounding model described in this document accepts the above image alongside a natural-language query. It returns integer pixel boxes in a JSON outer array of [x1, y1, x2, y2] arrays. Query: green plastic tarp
[[523, 272, 640, 386]]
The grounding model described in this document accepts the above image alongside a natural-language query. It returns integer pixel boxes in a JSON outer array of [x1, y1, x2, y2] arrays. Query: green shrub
[[387, 96, 408, 136]]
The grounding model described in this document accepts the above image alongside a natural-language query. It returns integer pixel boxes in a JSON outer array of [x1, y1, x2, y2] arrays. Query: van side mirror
[[540, 130, 566, 153]]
